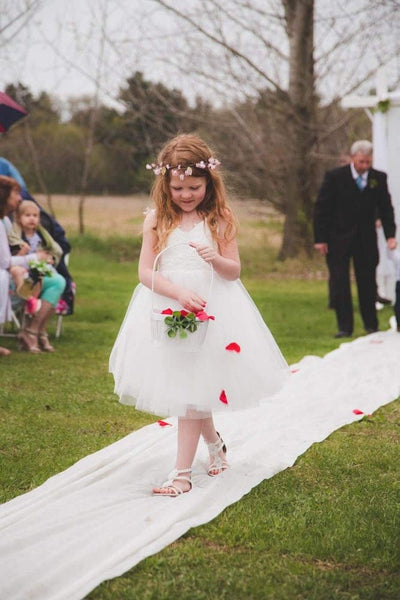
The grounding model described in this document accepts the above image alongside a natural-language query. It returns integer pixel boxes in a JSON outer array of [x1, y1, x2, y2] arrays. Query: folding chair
[[55, 253, 70, 339], [0, 286, 24, 339]]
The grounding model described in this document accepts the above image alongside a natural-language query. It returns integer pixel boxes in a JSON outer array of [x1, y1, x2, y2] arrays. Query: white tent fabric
[[1, 328, 400, 600]]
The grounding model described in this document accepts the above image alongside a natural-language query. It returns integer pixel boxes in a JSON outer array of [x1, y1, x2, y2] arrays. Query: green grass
[[1, 240, 399, 600]]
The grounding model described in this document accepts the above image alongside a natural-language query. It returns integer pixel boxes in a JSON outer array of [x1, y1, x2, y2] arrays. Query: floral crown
[[146, 157, 221, 180]]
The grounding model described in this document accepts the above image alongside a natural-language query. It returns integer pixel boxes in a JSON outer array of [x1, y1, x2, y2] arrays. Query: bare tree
[[148, 0, 400, 258], [74, 1, 109, 235], [0, 1, 42, 41]]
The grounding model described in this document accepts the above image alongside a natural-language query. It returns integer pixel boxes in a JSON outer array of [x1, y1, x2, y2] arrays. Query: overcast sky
[[0, 0, 205, 109], [1, 0, 400, 113]]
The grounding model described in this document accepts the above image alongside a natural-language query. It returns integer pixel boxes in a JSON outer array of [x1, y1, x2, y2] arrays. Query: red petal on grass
[[352, 409, 364, 415], [225, 342, 241, 353], [219, 390, 228, 404], [158, 420, 172, 427], [161, 308, 173, 315]]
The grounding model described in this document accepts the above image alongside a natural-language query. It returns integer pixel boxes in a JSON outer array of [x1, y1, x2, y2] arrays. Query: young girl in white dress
[[109, 134, 289, 496]]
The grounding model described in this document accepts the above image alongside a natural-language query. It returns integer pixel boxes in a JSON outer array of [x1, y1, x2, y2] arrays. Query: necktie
[[356, 175, 364, 190]]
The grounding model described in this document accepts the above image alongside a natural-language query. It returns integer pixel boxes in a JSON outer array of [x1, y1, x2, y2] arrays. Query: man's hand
[[387, 237, 397, 250], [314, 243, 328, 256]]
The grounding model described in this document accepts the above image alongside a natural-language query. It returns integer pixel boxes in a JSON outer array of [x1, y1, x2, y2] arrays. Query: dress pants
[[327, 247, 378, 334], [394, 281, 400, 328]]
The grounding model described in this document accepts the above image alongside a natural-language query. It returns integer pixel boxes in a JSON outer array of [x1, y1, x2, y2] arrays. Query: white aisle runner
[[1, 330, 400, 600]]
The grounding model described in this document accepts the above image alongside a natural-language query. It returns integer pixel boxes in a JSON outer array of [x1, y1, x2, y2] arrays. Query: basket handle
[[151, 242, 214, 312]]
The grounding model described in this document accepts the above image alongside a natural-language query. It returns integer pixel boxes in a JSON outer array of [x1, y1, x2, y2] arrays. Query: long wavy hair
[[0, 176, 21, 219], [150, 134, 237, 252]]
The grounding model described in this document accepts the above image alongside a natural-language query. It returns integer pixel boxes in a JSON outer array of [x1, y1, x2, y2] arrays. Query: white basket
[[151, 311, 209, 352], [151, 243, 213, 353]]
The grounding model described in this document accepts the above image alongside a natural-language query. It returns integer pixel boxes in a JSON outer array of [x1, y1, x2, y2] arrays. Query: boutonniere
[[369, 179, 378, 189]]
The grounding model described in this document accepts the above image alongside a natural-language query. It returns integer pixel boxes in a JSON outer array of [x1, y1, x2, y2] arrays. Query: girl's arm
[[138, 211, 206, 313], [190, 215, 241, 281]]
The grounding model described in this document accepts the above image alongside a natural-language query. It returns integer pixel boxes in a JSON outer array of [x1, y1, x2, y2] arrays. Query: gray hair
[[350, 140, 373, 156]]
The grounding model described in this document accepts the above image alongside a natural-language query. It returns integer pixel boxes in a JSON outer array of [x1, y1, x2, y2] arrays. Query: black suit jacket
[[313, 165, 396, 260]]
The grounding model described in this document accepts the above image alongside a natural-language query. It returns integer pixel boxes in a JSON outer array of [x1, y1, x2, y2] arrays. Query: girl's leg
[[18, 272, 65, 353], [201, 416, 228, 476], [153, 409, 205, 495], [40, 273, 66, 308], [37, 274, 66, 351], [18, 299, 53, 353]]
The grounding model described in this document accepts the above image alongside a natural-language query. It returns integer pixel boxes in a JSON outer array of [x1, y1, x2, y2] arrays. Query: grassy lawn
[[1, 220, 399, 599]]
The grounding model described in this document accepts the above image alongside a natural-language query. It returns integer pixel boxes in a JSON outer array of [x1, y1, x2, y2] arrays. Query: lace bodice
[[158, 222, 214, 272]]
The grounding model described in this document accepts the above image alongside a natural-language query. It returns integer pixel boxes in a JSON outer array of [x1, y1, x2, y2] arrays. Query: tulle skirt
[[109, 268, 289, 417]]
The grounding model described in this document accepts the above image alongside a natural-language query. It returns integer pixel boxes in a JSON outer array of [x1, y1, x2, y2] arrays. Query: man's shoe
[[376, 295, 392, 305], [334, 331, 351, 338], [365, 328, 379, 334]]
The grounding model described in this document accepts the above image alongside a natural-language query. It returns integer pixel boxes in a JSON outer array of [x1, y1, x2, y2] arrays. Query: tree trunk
[[24, 121, 55, 216], [78, 119, 96, 235], [77, 0, 108, 235], [279, 0, 317, 259]]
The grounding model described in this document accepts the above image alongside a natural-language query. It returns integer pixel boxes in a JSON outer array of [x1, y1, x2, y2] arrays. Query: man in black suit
[[314, 140, 397, 338]]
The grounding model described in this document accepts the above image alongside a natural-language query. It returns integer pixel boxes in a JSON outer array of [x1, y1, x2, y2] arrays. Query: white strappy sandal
[[207, 432, 229, 477], [153, 468, 192, 497]]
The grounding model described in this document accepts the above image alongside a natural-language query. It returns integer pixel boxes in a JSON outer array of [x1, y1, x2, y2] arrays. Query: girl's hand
[[189, 242, 217, 263], [177, 289, 206, 313], [19, 243, 30, 256]]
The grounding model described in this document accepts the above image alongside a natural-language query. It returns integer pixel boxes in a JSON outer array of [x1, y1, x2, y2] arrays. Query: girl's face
[[169, 174, 207, 213], [6, 188, 22, 215], [19, 206, 40, 232]]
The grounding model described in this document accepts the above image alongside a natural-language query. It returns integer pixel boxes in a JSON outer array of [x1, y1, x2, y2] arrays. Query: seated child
[[9, 200, 66, 352]]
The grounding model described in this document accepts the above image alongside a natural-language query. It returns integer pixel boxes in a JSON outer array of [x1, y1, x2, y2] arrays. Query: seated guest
[[0, 176, 57, 353], [0, 157, 75, 315], [10, 200, 66, 352]]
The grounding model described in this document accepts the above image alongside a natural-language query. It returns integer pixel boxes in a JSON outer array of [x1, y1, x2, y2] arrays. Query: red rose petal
[[219, 390, 228, 404], [158, 420, 172, 427], [180, 309, 189, 317], [352, 409, 364, 415], [291, 368, 299, 373], [196, 310, 215, 321], [225, 342, 241, 353], [161, 308, 173, 315]]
